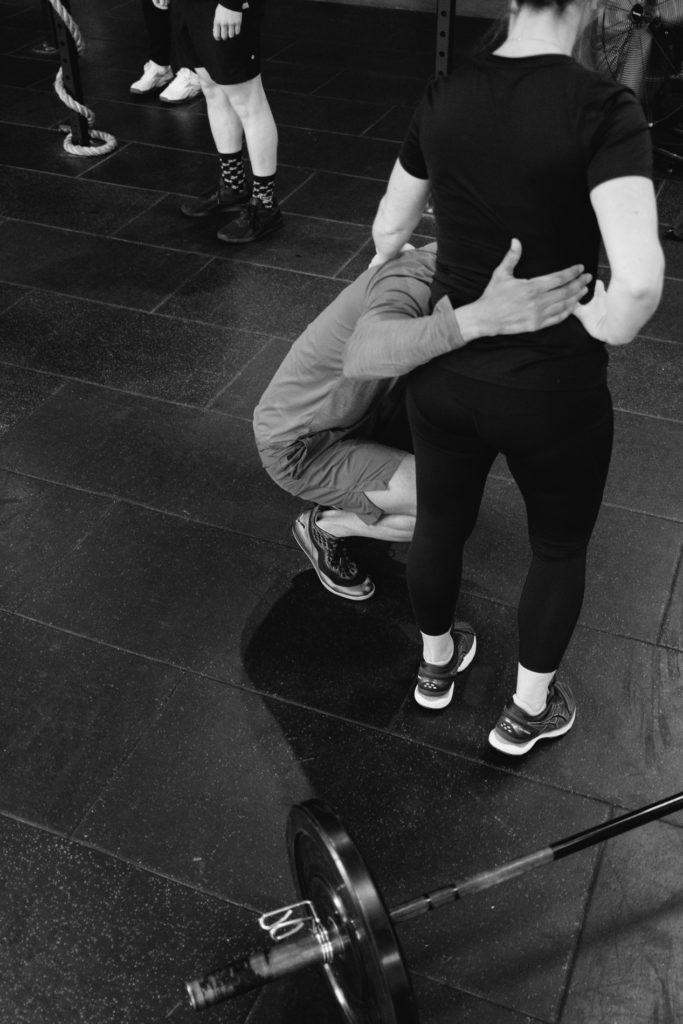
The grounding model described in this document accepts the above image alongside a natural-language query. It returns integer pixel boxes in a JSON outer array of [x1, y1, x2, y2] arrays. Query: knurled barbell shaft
[[390, 790, 683, 925]]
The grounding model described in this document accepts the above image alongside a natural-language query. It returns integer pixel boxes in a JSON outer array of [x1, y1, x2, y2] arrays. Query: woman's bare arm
[[575, 175, 664, 346], [372, 160, 430, 264]]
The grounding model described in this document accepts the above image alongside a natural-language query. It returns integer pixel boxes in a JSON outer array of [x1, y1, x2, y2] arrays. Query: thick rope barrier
[[48, 0, 117, 156]]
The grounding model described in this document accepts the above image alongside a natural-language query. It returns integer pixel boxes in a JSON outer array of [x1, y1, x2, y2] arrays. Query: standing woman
[[372, 0, 664, 754], [176, 0, 281, 243]]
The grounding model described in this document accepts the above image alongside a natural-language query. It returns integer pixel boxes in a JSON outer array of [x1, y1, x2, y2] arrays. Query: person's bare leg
[[317, 455, 416, 543], [223, 75, 277, 175], [195, 67, 243, 152]]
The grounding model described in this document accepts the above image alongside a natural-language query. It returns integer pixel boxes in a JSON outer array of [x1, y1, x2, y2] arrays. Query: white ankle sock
[[421, 630, 454, 665], [512, 665, 555, 717]]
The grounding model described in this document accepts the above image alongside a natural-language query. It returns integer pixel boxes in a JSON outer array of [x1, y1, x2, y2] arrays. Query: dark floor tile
[[88, 97, 215, 152], [0, 290, 269, 405], [0, 612, 181, 831], [659, 233, 683, 279], [158, 260, 346, 340], [261, 58, 339, 95], [317, 68, 428, 107], [560, 820, 683, 1024], [0, 23, 46, 55], [241, 554, 419, 723], [606, 410, 683, 520], [282, 169, 387, 224], [0, 121, 96, 175], [660, 554, 682, 650], [269, 89, 393, 135], [365, 103, 416, 142], [75, 678, 329, 905], [0, 470, 112, 610], [216, 213, 369, 277], [584, 504, 682, 641], [0, 53, 53, 87], [656, 175, 683, 227], [19, 501, 304, 673], [209, 336, 292, 418], [0, 362, 63, 436], [394, 598, 683, 807], [0, 220, 209, 309], [0, 382, 300, 540], [608, 337, 683, 421], [410, 976, 536, 1024], [643, 276, 683, 343], [117, 197, 369, 276], [0, 83, 61, 126], [0, 360, 58, 436], [0, 815, 259, 1024], [0, 164, 163, 233], [280, 37, 433, 80], [82, 140, 216, 193], [460, 477, 682, 644], [277, 123, 400, 179], [0, 280, 26, 312]]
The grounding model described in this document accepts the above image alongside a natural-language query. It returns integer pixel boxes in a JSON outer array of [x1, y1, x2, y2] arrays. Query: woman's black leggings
[[406, 367, 614, 673]]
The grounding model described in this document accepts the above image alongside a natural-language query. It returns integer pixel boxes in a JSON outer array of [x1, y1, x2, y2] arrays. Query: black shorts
[[173, 0, 263, 85]]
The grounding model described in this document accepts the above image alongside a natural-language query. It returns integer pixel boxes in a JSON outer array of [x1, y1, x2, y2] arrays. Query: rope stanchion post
[[52, 0, 90, 147], [48, 0, 117, 156]]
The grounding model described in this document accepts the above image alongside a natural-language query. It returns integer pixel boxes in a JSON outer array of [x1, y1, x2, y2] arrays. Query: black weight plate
[[286, 800, 417, 1024]]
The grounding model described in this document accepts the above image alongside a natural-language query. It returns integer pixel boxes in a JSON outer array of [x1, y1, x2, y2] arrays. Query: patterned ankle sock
[[218, 152, 245, 193], [252, 174, 276, 208]]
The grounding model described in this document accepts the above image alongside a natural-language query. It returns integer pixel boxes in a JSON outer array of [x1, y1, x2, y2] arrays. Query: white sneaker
[[129, 60, 173, 95], [159, 68, 202, 104]]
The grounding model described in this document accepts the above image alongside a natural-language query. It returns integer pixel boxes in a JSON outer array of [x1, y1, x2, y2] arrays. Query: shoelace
[[314, 524, 359, 582]]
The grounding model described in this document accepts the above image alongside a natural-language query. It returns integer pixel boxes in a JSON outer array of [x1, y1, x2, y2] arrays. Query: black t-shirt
[[399, 54, 653, 390]]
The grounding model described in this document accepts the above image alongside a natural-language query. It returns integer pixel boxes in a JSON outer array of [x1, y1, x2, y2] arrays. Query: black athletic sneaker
[[217, 196, 283, 244], [292, 507, 374, 601], [488, 678, 576, 756], [414, 622, 477, 710], [180, 181, 250, 217]]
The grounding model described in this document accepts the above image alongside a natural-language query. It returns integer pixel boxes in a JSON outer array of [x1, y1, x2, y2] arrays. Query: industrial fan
[[597, 1, 683, 126]]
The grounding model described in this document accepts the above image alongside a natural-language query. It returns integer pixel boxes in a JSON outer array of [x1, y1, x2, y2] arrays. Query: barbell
[[185, 790, 683, 1023]]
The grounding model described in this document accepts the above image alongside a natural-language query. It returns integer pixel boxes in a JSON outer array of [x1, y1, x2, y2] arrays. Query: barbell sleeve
[[187, 931, 333, 1009]]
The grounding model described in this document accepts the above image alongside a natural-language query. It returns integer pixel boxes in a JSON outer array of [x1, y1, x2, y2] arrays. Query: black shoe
[[414, 622, 477, 710], [488, 679, 576, 756], [292, 507, 374, 601], [180, 181, 250, 218], [217, 196, 283, 244]]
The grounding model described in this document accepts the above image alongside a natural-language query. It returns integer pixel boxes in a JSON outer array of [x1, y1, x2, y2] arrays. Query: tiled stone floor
[[0, 1, 682, 1022]]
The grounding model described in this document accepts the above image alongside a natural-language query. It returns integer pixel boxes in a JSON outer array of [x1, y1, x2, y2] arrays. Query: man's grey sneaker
[[292, 507, 374, 601], [414, 622, 477, 710], [488, 678, 576, 756], [180, 181, 250, 217], [217, 196, 283, 244]]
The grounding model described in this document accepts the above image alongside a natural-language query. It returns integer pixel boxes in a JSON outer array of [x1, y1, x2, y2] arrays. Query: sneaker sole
[[413, 633, 477, 710], [487, 707, 576, 756], [182, 198, 249, 218], [217, 216, 284, 245], [292, 517, 375, 602], [129, 82, 172, 94]]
